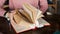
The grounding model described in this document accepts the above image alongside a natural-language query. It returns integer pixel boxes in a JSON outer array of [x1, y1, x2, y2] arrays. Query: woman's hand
[[9, 10, 16, 24]]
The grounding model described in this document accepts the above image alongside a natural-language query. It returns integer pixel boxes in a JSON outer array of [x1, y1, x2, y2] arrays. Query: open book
[[11, 3, 49, 33]]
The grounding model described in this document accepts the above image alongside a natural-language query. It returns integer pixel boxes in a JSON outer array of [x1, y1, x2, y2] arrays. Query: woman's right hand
[[9, 10, 16, 23]]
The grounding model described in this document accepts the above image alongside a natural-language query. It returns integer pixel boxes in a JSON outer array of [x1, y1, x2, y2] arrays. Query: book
[[11, 3, 49, 33], [11, 17, 49, 33]]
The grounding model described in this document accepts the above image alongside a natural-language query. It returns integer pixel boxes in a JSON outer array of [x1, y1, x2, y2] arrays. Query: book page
[[11, 19, 33, 33], [23, 3, 44, 22], [19, 9, 33, 23]]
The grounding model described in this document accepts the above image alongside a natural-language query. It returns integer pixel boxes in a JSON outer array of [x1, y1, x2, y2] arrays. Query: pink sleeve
[[0, 0, 6, 16], [0, 8, 6, 16], [0, 0, 6, 7], [9, 0, 22, 9], [39, 0, 48, 13], [9, 0, 34, 9], [9, 0, 14, 9]]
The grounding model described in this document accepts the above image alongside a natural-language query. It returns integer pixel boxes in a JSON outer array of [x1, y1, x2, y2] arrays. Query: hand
[[9, 10, 16, 24]]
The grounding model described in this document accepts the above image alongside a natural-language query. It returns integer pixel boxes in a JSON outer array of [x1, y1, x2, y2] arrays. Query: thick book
[[11, 18, 49, 33], [10, 3, 49, 33]]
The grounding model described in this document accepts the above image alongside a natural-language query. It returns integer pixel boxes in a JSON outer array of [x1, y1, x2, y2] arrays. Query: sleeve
[[9, 0, 14, 9], [0, 0, 6, 7], [0, 8, 6, 16], [39, 0, 48, 14]]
